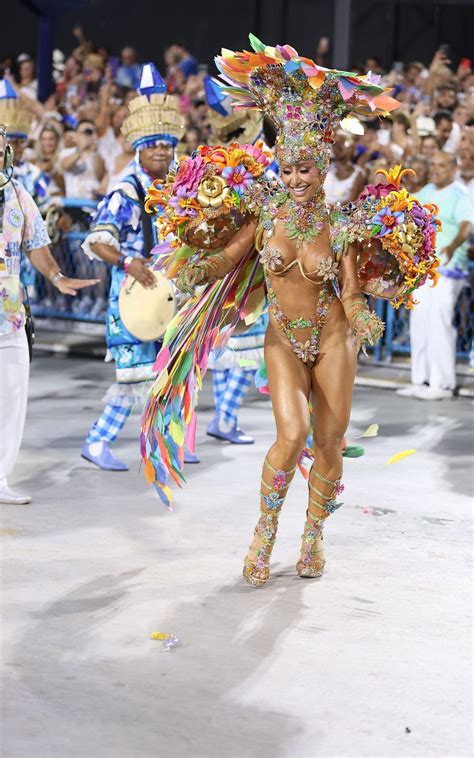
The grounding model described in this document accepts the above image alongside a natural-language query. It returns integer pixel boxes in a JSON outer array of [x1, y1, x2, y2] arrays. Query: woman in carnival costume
[[142, 36, 440, 587]]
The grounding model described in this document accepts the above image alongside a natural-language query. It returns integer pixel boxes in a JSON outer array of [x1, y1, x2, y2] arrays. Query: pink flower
[[360, 183, 398, 200], [240, 143, 271, 168], [222, 164, 254, 195], [334, 480, 345, 496], [174, 154, 206, 198]]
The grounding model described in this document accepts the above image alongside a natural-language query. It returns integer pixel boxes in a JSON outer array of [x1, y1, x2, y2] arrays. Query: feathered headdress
[[121, 63, 185, 151], [215, 34, 399, 171]]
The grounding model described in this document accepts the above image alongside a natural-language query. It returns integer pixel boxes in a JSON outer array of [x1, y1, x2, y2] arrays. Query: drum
[[119, 269, 177, 342]]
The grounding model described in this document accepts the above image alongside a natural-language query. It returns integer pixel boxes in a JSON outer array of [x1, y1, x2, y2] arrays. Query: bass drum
[[119, 269, 177, 342]]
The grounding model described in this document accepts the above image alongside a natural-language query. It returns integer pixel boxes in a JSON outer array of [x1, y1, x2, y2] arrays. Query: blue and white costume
[[80, 63, 185, 468], [82, 159, 163, 440]]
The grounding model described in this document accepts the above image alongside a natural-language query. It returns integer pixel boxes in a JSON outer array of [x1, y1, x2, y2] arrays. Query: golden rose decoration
[[197, 175, 230, 208]]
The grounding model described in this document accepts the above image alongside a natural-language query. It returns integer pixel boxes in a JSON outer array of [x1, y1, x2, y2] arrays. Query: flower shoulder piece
[[337, 165, 441, 309]]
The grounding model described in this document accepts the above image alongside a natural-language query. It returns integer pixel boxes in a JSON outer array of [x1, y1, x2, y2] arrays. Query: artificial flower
[[196, 175, 230, 208], [174, 154, 207, 198], [372, 205, 405, 236], [221, 164, 254, 195]]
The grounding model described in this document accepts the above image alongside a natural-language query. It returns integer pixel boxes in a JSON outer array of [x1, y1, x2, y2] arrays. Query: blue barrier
[[31, 198, 111, 324], [383, 263, 473, 362]]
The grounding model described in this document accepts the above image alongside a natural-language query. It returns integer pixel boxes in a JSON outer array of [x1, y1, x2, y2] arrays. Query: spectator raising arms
[[59, 118, 105, 199]]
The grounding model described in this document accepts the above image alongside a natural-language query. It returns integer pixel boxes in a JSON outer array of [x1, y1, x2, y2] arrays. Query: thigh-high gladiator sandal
[[296, 466, 344, 578], [243, 458, 296, 588]]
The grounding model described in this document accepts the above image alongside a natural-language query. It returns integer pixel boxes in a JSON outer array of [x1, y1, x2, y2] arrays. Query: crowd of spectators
[[1, 30, 472, 205], [0, 30, 473, 358]]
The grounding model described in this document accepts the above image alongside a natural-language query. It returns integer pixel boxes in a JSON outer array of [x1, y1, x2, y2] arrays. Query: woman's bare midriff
[[262, 219, 349, 364]]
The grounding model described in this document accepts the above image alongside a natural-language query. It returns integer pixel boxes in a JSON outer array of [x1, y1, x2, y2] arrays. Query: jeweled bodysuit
[[257, 198, 340, 369]]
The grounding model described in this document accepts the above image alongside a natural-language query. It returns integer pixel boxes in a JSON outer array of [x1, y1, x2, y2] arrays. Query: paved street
[[1, 351, 472, 758]]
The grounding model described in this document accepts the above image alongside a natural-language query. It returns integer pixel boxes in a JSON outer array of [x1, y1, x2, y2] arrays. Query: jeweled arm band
[[176, 251, 234, 293]]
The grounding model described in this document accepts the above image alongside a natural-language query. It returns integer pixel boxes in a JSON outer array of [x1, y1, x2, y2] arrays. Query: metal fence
[[30, 199, 111, 324], [30, 199, 473, 363]]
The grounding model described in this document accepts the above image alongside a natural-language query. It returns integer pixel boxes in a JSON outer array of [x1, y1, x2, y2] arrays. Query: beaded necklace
[[278, 187, 327, 248]]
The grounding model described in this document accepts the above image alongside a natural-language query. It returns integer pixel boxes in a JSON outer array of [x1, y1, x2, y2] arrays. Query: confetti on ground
[[162, 634, 181, 651], [238, 359, 257, 367], [150, 632, 172, 641], [387, 449, 417, 464], [356, 423, 379, 439], [342, 445, 365, 458]]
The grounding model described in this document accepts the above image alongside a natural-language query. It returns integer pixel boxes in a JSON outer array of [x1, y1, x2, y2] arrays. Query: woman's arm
[[339, 243, 384, 346], [176, 215, 257, 293]]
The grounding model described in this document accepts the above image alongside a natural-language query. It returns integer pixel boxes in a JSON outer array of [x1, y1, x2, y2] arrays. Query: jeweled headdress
[[121, 63, 185, 151], [215, 34, 399, 171], [0, 79, 34, 139]]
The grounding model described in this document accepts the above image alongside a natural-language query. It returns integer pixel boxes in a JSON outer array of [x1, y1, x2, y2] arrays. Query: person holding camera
[[59, 118, 105, 200]]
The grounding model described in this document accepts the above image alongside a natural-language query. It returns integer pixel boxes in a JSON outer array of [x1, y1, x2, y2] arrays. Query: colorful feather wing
[[141, 250, 264, 507]]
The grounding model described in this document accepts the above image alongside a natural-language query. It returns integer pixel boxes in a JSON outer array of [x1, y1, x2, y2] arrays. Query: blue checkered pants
[[212, 369, 253, 427], [86, 402, 133, 444]]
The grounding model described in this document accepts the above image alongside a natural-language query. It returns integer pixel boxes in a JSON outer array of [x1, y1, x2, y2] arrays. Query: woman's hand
[[342, 295, 385, 347], [176, 262, 208, 294], [351, 309, 385, 346]]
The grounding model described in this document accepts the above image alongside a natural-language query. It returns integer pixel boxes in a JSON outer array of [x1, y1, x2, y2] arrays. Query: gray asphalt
[[1, 351, 472, 758]]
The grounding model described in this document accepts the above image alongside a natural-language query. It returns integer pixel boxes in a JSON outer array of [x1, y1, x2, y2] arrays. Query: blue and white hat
[[121, 63, 185, 151]]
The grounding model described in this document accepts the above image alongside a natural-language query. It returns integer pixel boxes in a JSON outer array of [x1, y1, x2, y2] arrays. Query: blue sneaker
[[184, 446, 200, 464], [206, 415, 254, 445], [81, 441, 129, 471]]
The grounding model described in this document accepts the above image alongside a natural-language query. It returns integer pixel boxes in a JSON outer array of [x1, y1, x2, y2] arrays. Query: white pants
[[0, 329, 30, 482], [409, 275, 464, 390]]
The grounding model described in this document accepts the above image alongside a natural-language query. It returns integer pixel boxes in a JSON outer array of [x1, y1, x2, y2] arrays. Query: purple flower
[[372, 205, 405, 236], [222, 164, 254, 196]]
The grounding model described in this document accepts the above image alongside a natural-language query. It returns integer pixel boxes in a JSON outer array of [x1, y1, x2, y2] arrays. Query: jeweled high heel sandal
[[243, 458, 295, 588], [296, 466, 344, 578]]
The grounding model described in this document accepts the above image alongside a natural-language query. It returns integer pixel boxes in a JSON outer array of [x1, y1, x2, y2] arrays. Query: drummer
[[81, 64, 187, 471]]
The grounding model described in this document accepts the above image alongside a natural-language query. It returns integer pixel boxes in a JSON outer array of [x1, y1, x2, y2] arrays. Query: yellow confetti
[[238, 359, 257, 367], [356, 423, 379, 439], [151, 632, 171, 641], [387, 449, 417, 464]]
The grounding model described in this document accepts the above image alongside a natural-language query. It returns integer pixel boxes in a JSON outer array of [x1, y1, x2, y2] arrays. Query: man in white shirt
[[397, 152, 473, 400], [0, 126, 98, 504]]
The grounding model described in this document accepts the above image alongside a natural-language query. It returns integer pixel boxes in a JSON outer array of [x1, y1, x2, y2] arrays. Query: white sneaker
[[0, 483, 32, 504], [413, 386, 454, 401], [396, 384, 424, 397]]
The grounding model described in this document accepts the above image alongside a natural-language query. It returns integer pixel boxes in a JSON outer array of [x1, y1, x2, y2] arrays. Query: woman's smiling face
[[280, 160, 322, 203]]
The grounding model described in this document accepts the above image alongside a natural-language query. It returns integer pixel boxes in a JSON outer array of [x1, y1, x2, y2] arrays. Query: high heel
[[297, 511, 326, 578], [243, 458, 295, 587], [296, 466, 344, 578]]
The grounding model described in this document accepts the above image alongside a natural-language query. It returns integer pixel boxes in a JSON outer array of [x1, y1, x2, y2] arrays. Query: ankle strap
[[264, 458, 296, 477], [309, 496, 343, 516], [311, 467, 339, 487], [309, 480, 334, 501]]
